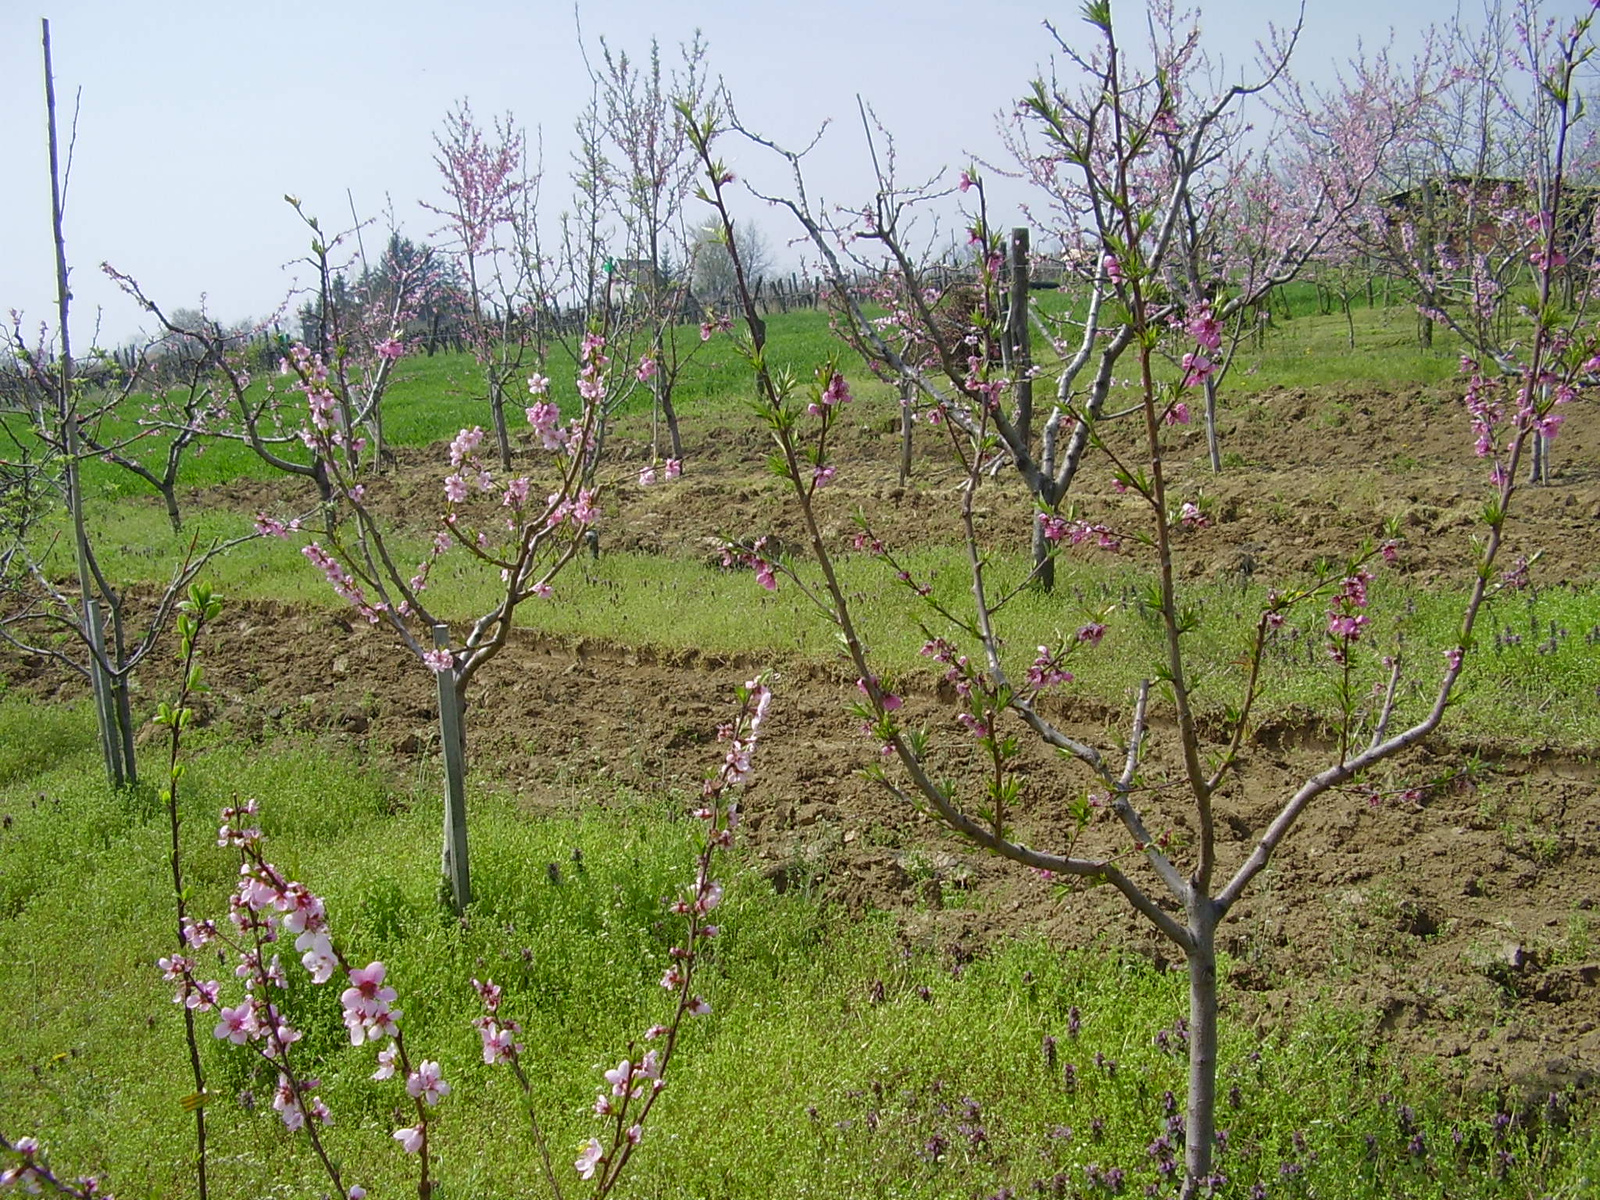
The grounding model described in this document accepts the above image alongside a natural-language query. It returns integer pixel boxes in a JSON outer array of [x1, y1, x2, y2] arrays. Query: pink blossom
[[1181, 353, 1214, 386], [664, 458, 682, 480], [695, 880, 725, 914], [639, 466, 658, 487], [372, 1046, 399, 1081], [406, 1060, 450, 1106], [480, 1022, 517, 1064], [444, 475, 468, 504], [1327, 612, 1368, 639], [605, 1058, 640, 1099], [449, 426, 484, 467], [375, 338, 405, 362], [526, 373, 551, 396], [255, 514, 289, 538], [214, 1002, 255, 1045], [1166, 402, 1191, 425], [636, 355, 658, 382], [526, 401, 563, 451], [297, 930, 337, 984], [687, 995, 711, 1016], [394, 1125, 425, 1155], [1179, 502, 1208, 529], [576, 1138, 605, 1180], [273, 1076, 305, 1131], [423, 648, 453, 673], [755, 559, 777, 590], [820, 371, 852, 407], [1027, 646, 1073, 690], [813, 465, 837, 488], [958, 170, 975, 193], [1077, 622, 1106, 646], [1102, 254, 1124, 283], [1186, 307, 1222, 352]]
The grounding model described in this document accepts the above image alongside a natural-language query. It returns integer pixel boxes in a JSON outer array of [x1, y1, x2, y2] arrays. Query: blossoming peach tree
[[690, 4, 1593, 1195], [256, 322, 625, 912]]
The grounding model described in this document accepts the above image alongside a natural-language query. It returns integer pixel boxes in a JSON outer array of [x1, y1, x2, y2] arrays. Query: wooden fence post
[[434, 625, 471, 914]]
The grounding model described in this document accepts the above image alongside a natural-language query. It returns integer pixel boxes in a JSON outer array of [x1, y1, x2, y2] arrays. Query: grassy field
[[2, 701, 1596, 1198], [5, 295, 1600, 1197]]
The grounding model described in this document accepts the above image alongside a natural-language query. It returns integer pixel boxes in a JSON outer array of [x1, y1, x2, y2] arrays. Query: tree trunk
[[1030, 513, 1055, 593], [434, 626, 471, 915], [661, 396, 684, 463], [898, 380, 914, 487], [44, 19, 123, 789], [489, 376, 513, 472], [1183, 900, 1221, 1198], [1007, 228, 1034, 453], [162, 484, 182, 534]]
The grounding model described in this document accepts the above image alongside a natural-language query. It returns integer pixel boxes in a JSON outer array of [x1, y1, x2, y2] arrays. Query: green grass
[[7, 296, 1476, 514], [1, 704, 1595, 1198], [17, 308, 864, 509]]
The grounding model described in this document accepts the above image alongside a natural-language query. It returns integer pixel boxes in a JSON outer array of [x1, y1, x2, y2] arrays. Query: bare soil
[[10, 383, 1600, 1106]]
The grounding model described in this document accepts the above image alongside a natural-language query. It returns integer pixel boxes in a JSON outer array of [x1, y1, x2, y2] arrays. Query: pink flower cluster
[[856, 675, 904, 712], [254, 513, 301, 539], [471, 978, 522, 1066], [286, 343, 338, 433], [922, 637, 996, 741], [158, 799, 444, 1177], [807, 370, 854, 417], [303, 543, 381, 623], [578, 332, 610, 403], [1027, 645, 1074, 690], [724, 536, 778, 590], [639, 459, 682, 487], [921, 636, 974, 702], [1326, 569, 1374, 662], [1038, 514, 1122, 552], [699, 313, 733, 342], [1177, 304, 1221, 386], [525, 400, 563, 451]]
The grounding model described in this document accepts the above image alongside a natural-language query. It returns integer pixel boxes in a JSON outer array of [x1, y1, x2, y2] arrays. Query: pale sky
[[0, 1, 1550, 346]]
